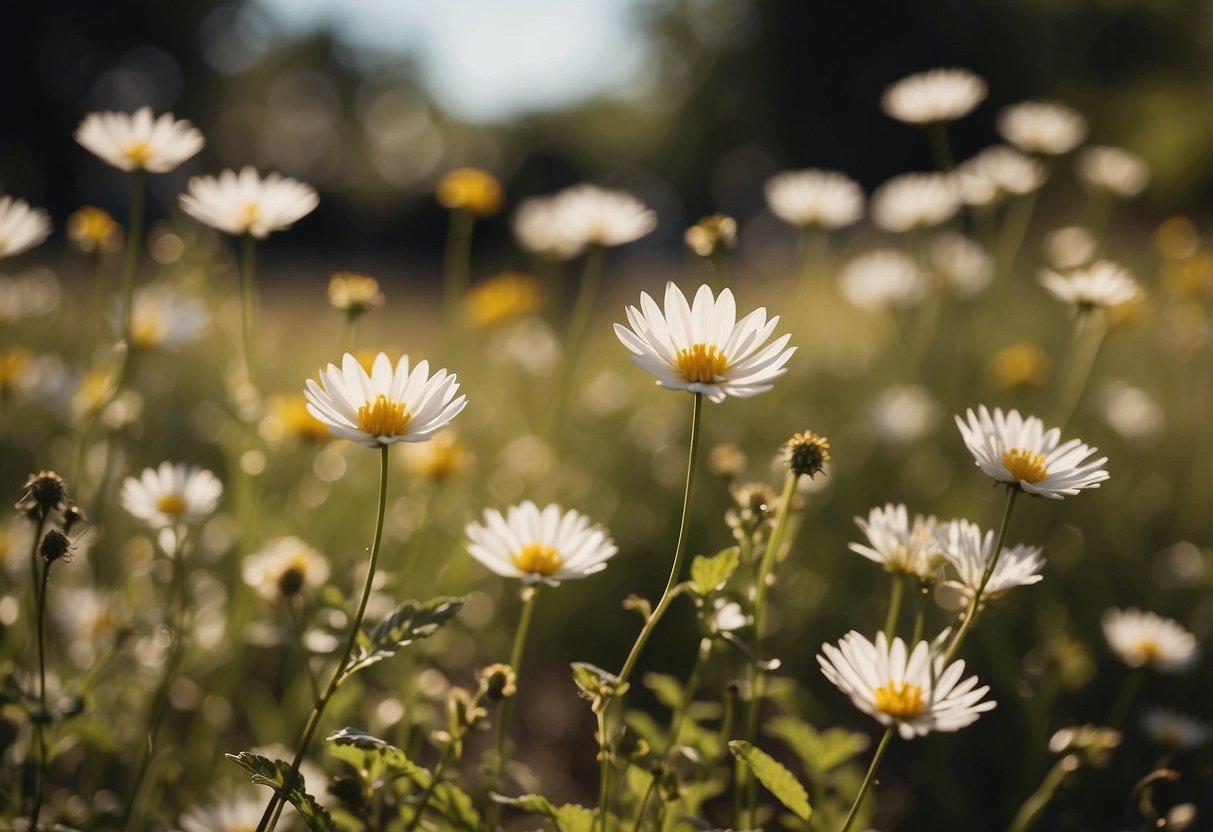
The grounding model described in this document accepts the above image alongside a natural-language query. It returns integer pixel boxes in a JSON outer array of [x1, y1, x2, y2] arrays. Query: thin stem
[[1006, 755, 1075, 832], [406, 744, 455, 832], [1049, 311, 1107, 429], [927, 122, 955, 171], [29, 558, 53, 832], [544, 244, 605, 438], [708, 249, 730, 293], [883, 575, 905, 641], [909, 581, 928, 646], [256, 445, 392, 832], [840, 726, 895, 832], [995, 188, 1041, 283], [595, 709, 611, 832], [444, 207, 475, 335], [1106, 667, 1145, 732], [120, 168, 147, 347], [486, 587, 539, 824], [944, 487, 1019, 665], [285, 599, 320, 701], [239, 232, 258, 390]]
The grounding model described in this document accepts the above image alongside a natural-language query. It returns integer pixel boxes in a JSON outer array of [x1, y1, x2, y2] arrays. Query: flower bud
[[781, 431, 831, 478]]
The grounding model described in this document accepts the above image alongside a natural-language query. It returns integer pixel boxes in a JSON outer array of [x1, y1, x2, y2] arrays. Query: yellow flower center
[[124, 140, 153, 166], [241, 202, 261, 228], [873, 680, 925, 719], [1001, 448, 1049, 484], [675, 343, 728, 384], [1135, 638, 1162, 665], [513, 542, 563, 577], [0, 347, 33, 392], [156, 493, 188, 516], [131, 316, 165, 349], [357, 394, 411, 437]]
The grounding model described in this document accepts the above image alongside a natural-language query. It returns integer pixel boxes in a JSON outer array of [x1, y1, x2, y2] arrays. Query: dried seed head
[[40, 529, 73, 563], [18, 471, 69, 518]]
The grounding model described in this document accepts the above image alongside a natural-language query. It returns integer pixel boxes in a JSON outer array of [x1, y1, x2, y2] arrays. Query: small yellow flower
[[67, 206, 123, 253], [72, 366, 118, 421], [1153, 216, 1199, 261], [437, 168, 504, 218], [685, 213, 737, 257], [328, 272, 385, 316], [0, 346, 33, 395], [464, 272, 542, 329], [1161, 251, 1213, 303], [988, 343, 1051, 390], [402, 430, 473, 481], [266, 394, 331, 442]]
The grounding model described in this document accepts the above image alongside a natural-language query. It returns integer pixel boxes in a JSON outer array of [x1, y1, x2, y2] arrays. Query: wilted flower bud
[[781, 431, 831, 478], [39, 529, 73, 563], [708, 443, 747, 481], [62, 500, 87, 535], [328, 272, 385, 317], [685, 213, 737, 258], [478, 663, 518, 701], [1048, 724, 1121, 768], [67, 206, 123, 254], [18, 471, 68, 519]]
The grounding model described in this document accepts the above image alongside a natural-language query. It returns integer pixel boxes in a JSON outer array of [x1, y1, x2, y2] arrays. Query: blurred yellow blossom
[[437, 168, 504, 217], [264, 394, 331, 442], [464, 272, 542, 329], [328, 272, 385, 317], [1154, 216, 1200, 261], [989, 343, 1051, 390], [67, 206, 123, 254], [401, 430, 474, 481], [0, 346, 34, 395], [685, 213, 737, 257]]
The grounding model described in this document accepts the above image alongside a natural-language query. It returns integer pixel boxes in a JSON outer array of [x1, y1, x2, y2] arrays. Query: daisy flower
[[1103, 608, 1198, 673], [179, 794, 288, 832], [120, 462, 223, 529], [818, 631, 996, 738], [997, 101, 1088, 156], [1141, 708, 1212, 751], [128, 285, 209, 351], [1038, 260, 1139, 311], [548, 184, 656, 250], [934, 519, 1044, 601], [954, 406, 1109, 499], [328, 272, 385, 317], [243, 536, 331, 602], [870, 172, 960, 233], [179, 166, 318, 238], [613, 282, 794, 403], [75, 106, 204, 173], [764, 169, 865, 229], [1042, 226, 1098, 270], [838, 249, 926, 311], [881, 67, 987, 124], [1077, 146, 1150, 197], [67, 206, 123, 253], [304, 352, 467, 448], [848, 504, 943, 579], [465, 501, 618, 586], [0, 196, 52, 259], [929, 232, 993, 298], [512, 196, 585, 259], [953, 145, 1047, 206]]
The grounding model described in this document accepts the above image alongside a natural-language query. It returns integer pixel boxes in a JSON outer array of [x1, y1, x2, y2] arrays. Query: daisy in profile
[[75, 106, 204, 173], [179, 166, 318, 239], [548, 183, 656, 250], [243, 536, 331, 602], [128, 285, 209, 351], [929, 232, 993, 298], [1077, 146, 1150, 198], [120, 462, 223, 529], [849, 504, 943, 579], [954, 145, 1047, 206], [0, 196, 52, 259], [934, 518, 1044, 601], [870, 172, 960, 233], [997, 101, 1088, 156], [881, 67, 987, 125], [465, 501, 618, 586], [764, 169, 865, 230], [613, 282, 794, 403], [818, 631, 995, 738], [1103, 609, 1198, 672], [1039, 260, 1139, 312], [512, 196, 585, 260], [955, 406, 1109, 499], [304, 352, 467, 448], [838, 249, 926, 311], [1141, 708, 1212, 751]]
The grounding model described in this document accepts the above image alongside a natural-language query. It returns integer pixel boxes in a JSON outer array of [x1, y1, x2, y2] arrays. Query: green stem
[[486, 587, 539, 824], [120, 168, 147, 348], [1106, 667, 1145, 732], [1049, 311, 1107, 429], [406, 744, 455, 832], [285, 599, 320, 701], [239, 233, 258, 390], [340, 314, 358, 356], [1006, 754, 1075, 832], [545, 245, 605, 438], [995, 188, 1041, 283], [596, 709, 611, 832], [909, 581, 928, 645], [29, 558, 53, 832], [256, 445, 392, 832], [841, 726, 895, 832], [708, 249, 730, 293], [927, 122, 955, 172], [444, 207, 475, 334], [944, 487, 1019, 665], [883, 576, 905, 641]]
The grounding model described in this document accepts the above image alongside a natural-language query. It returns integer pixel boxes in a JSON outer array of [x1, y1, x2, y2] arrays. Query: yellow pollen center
[[156, 493, 188, 516], [241, 202, 261, 227], [131, 317, 165, 349], [1135, 639, 1162, 665], [513, 542, 563, 577], [675, 343, 728, 384], [125, 140, 152, 165], [357, 394, 411, 437], [1001, 448, 1049, 484], [873, 680, 925, 719]]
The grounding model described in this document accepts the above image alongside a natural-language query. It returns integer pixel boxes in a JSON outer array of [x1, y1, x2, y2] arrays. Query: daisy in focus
[[243, 537, 331, 602], [1039, 260, 1139, 312], [934, 518, 1045, 601], [304, 352, 468, 448], [764, 169, 865, 229], [818, 631, 996, 738], [881, 67, 987, 124], [955, 406, 1109, 498], [1102, 608, 1199, 673], [997, 101, 1088, 156], [0, 196, 52, 259], [75, 106, 204, 173], [120, 462, 223, 529], [465, 501, 618, 586], [848, 503, 943, 579], [179, 166, 318, 238], [613, 282, 795, 402]]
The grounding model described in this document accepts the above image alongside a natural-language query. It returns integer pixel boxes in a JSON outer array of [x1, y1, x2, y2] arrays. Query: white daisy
[[1041, 226, 1098, 270], [243, 536, 331, 602], [934, 518, 1044, 601], [955, 406, 1109, 499], [929, 232, 993, 298], [512, 196, 585, 259], [179, 166, 319, 239], [120, 462, 223, 529], [1103, 608, 1198, 673], [547, 184, 655, 250], [818, 631, 996, 739], [0, 196, 52, 259], [304, 352, 468, 448], [613, 282, 795, 403], [710, 597, 751, 632], [868, 385, 941, 445], [1141, 708, 1212, 751], [1077, 146, 1150, 197], [953, 145, 1047, 206], [465, 501, 618, 587], [75, 106, 204, 173], [179, 794, 288, 832], [839, 249, 927, 311], [1038, 260, 1139, 311], [848, 503, 943, 579], [997, 101, 1088, 156], [881, 67, 987, 125], [870, 172, 960, 233], [128, 285, 209, 351], [764, 169, 865, 229]]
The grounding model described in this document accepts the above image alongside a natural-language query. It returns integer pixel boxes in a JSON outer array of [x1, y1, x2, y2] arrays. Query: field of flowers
[[1, 65, 1211, 832]]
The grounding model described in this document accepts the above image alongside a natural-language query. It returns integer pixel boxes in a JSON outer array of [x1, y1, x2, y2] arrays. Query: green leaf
[[225, 752, 335, 832], [346, 597, 464, 676], [643, 672, 685, 710], [490, 794, 595, 832], [728, 741, 812, 822], [571, 662, 628, 712], [428, 781, 481, 830], [690, 547, 740, 596], [327, 727, 420, 776], [767, 716, 870, 776]]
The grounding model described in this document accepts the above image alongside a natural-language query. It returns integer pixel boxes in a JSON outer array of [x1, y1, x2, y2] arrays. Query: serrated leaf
[[327, 727, 419, 775], [490, 794, 595, 832], [345, 597, 463, 676], [428, 781, 481, 830], [226, 752, 335, 831], [728, 741, 812, 822], [690, 547, 740, 596], [767, 716, 869, 776]]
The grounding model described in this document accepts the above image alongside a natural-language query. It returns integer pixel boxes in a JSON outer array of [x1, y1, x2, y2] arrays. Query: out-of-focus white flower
[[953, 145, 1047, 206], [544, 184, 656, 251], [868, 384, 941, 444], [871, 172, 960, 232], [1042, 226, 1098, 270], [710, 597, 750, 632], [1141, 708, 1212, 751], [839, 249, 927, 311], [881, 67, 987, 125], [75, 106, 204, 173], [614, 282, 794, 403], [0, 269, 60, 322], [513, 196, 585, 259], [1097, 381, 1165, 444], [180, 166, 318, 238], [997, 101, 1088, 155], [849, 504, 943, 579], [818, 631, 996, 739], [0, 196, 52, 259], [465, 501, 617, 586], [244, 537, 331, 602], [1039, 260, 1139, 311], [929, 232, 993, 298], [934, 519, 1044, 601], [179, 794, 286, 832], [764, 169, 865, 229], [1077, 146, 1150, 197], [128, 285, 208, 351], [955, 406, 1109, 499], [120, 462, 223, 529], [1103, 608, 1198, 672]]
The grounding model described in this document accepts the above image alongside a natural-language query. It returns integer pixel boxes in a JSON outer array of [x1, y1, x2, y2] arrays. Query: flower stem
[[1048, 310, 1107, 428], [1106, 667, 1144, 732], [486, 586, 539, 824], [29, 557, 53, 832], [840, 725, 895, 832], [239, 232, 258, 390], [944, 486, 1019, 665], [120, 168, 147, 348], [545, 244, 605, 438], [927, 122, 955, 171], [444, 207, 475, 335], [256, 444, 392, 832], [1006, 754, 1076, 832], [883, 575, 905, 641]]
